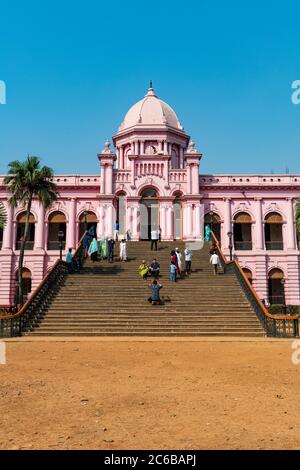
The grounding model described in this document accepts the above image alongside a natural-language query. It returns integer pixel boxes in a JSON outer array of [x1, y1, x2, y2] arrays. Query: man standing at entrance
[[114, 220, 120, 241], [151, 227, 159, 251]]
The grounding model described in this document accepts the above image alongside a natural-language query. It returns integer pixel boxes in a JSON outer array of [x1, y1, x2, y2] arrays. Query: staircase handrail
[[0, 232, 88, 337], [211, 231, 299, 337]]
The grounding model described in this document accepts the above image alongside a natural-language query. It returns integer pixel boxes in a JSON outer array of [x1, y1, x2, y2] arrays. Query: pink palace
[[0, 84, 300, 306]]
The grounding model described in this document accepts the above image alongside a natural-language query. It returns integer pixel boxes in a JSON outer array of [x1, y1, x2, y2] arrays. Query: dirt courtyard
[[1, 338, 300, 450]]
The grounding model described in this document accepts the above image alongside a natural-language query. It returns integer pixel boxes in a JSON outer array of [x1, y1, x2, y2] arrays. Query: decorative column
[[286, 197, 297, 250], [120, 146, 124, 170], [106, 163, 114, 195], [126, 204, 133, 240], [97, 205, 104, 239], [194, 203, 202, 240], [2, 203, 13, 250], [186, 164, 192, 194], [166, 206, 173, 241], [132, 204, 139, 241], [223, 198, 232, 249], [34, 203, 45, 250], [98, 140, 117, 194], [254, 197, 264, 250], [140, 141, 145, 155], [163, 141, 168, 155], [106, 204, 114, 238], [186, 204, 193, 239], [179, 147, 184, 169], [100, 164, 106, 194], [67, 198, 76, 250], [160, 204, 167, 240]]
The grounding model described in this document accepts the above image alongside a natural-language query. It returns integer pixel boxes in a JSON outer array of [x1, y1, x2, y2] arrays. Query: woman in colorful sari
[[139, 260, 149, 279], [100, 237, 108, 259], [89, 237, 98, 262], [205, 224, 211, 242]]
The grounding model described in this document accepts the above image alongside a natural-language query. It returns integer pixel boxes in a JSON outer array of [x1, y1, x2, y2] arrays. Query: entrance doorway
[[268, 268, 285, 305], [140, 189, 159, 240]]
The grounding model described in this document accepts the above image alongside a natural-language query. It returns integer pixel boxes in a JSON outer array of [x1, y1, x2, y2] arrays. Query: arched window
[[265, 212, 283, 250], [16, 212, 35, 250], [204, 213, 221, 242], [141, 188, 159, 199], [79, 211, 97, 240], [233, 212, 252, 250], [47, 211, 66, 250], [242, 268, 253, 285], [268, 268, 285, 305]]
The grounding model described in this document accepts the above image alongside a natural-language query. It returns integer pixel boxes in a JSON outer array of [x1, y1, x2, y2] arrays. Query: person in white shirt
[[210, 252, 220, 275], [151, 228, 159, 251], [184, 247, 192, 275], [119, 239, 127, 261]]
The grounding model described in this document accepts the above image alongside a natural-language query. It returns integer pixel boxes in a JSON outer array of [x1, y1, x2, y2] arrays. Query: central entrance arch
[[140, 188, 159, 240]]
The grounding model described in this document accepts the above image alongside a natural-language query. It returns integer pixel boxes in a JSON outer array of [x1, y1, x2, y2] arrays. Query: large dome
[[118, 85, 184, 132]]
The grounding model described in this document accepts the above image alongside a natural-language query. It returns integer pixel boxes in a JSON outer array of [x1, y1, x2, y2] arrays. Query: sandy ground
[[1, 338, 300, 450]]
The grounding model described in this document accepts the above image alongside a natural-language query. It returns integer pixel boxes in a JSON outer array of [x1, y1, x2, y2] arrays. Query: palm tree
[[4, 156, 58, 306], [0, 203, 7, 230], [296, 199, 300, 250]]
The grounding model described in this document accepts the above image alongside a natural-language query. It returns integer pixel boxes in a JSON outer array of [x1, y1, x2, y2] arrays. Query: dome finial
[[146, 80, 156, 97]]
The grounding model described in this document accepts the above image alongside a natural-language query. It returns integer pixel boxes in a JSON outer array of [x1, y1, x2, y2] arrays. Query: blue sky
[[0, 0, 299, 175]]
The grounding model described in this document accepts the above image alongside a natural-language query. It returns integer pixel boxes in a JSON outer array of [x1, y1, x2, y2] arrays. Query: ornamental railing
[[0, 233, 87, 338], [211, 232, 299, 338]]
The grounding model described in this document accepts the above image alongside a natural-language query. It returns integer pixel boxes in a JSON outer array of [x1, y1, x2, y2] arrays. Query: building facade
[[0, 85, 300, 305]]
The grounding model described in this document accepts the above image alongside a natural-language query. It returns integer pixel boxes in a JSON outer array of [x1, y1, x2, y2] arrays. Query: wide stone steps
[[28, 241, 265, 337]]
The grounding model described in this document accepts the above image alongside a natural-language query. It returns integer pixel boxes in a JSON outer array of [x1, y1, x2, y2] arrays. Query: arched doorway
[[47, 211, 67, 250], [140, 188, 159, 240], [265, 212, 283, 250], [268, 268, 285, 305], [242, 268, 253, 285], [116, 193, 126, 238], [204, 212, 221, 242], [173, 195, 182, 240], [233, 212, 252, 250], [78, 211, 97, 240], [16, 212, 35, 250]]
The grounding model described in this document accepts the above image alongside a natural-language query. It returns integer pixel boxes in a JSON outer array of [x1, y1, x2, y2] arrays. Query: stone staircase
[[29, 241, 265, 336]]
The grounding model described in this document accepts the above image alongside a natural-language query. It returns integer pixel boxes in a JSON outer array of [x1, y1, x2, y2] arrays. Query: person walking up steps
[[210, 250, 220, 275], [119, 239, 127, 261], [150, 227, 159, 251], [184, 246, 192, 275], [89, 237, 98, 263], [114, 220, 120, 241], [170, 261, 177, 282], [107, 237, 115, 263], [148, 279, 163, 305]]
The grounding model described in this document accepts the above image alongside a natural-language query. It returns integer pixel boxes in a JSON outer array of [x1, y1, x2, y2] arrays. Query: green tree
[[0, 203, 7, 230], [4, 156, 58, 306]]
